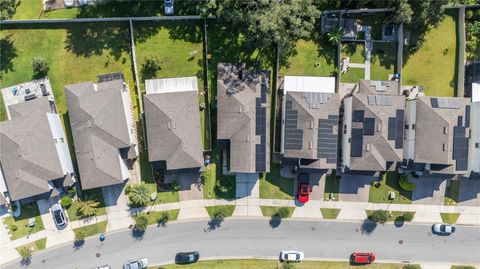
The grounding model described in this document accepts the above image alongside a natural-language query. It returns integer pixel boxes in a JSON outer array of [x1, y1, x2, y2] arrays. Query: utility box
[[388, 191, 396, 200]]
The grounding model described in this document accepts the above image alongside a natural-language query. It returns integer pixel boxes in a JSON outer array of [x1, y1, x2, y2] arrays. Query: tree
[[19, 247, 32, 263], [370, 210, 389, 224], [0, 0, 17, 20], [212, 207, 228, 222], [60, 196, 73, 209], [32, 57, 49, 78], [391, 0, 413, 24], [276, 207, 290, 219], [135, 213, 149, 231], [128, 183, 152, 206], [200, 0, 320, 56], [77, 199, 99, 217], [140, 57, 162, 80], [466, 10, 474, 19], [75, 230, 86, 242], [327, 27, 342, 45]]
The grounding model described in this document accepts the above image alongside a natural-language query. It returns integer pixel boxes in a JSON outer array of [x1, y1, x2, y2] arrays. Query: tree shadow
[[394, 216, 405, 228], [360, 219, 377, 235], [0, 35, 18, 79], [313, 32, 338, 67], [73, 240, 85, 249], [371, 41, 397, 73], [205, 217, 223, 231], [131, 227, 145, 240], [20, 257, 31, 267], [269, 215, 282, 229]]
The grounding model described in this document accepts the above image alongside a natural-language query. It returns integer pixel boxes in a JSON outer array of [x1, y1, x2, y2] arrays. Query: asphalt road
[[4, 219, 480, 269]]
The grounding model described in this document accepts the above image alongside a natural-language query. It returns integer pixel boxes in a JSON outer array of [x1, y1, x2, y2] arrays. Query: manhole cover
[[398, 240, 404, 245], [96, 253, 101, 258]]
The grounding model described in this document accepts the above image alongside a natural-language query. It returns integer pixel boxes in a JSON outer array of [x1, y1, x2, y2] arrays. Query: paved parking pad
[[410, 177, 446, 205], [339, 174, 373, 202], [458, 180, 480, 206]]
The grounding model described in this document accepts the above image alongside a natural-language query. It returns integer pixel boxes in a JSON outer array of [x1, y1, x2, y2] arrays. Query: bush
[[370, 210, 389, 224], [10, 223, 18, 231], [172, 181, 180, 192], [128, 183, 152, 206], [124, 184, 132, 195], [399, 174, 415, 191], [75, 230, 86, 242], [403, 212, 415, 222], [68, 187, 76, 198], [135, 214, 149, 231], [213, 207, 228, 222], [60, 196, 73, 209], [157, 212, 169, 225], [403, 265, 421, 269], [475, 9, 480, 19], [32, 57, 49, 78], [19, 247, 32, 260], [276, 207, 290, 219], [466, 10, 474, 19]]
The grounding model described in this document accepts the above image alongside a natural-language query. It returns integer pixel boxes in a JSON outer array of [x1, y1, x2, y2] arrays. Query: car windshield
[[368, 256, 372, 262], [54, 211, 63, 223], [301, 186, 309, 193], [440, 225, 446, 232]]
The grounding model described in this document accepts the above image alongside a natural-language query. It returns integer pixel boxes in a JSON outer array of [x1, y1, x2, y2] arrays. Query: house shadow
[[360, 219, 377, 235]]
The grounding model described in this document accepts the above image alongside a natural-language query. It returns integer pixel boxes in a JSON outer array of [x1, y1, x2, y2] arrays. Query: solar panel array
[[317, 115, 338, 164], [367, 95, 393, 106], [387, 109, 404, 149], [255, 77, 269, 172], [351, 128, 364, 157], [431, 98, 461, 109], [363, 117, 375, 135], [284, 100, 303, 150], [301, 92, 333, 109], [453, 126, 469, 171], [465, 105, 471, 128]]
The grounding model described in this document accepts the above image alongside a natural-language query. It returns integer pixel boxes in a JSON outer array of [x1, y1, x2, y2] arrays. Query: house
[[143, 77, 204, 174], [404, 96, 472, 175], [280, 76, 339, 171], [469, 82, 480, 177], [64, 76, 138, 190], [0, 93, 75, 204], [217, 63, 270, 173], [341, 80, 405, 172]]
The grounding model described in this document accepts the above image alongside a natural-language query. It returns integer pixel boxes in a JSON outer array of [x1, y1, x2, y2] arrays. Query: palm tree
[[129, 183, 152, 206], [327, 27, 343, 45], [77, 199, 99, 217]]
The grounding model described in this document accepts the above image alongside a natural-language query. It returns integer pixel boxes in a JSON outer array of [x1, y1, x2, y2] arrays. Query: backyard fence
[[0, 15, 211, 24], [457, 6, 466, 98]]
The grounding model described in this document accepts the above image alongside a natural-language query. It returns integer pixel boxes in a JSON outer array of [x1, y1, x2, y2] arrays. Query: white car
[[279, 251, 304, 262], [432, 223, 456, 235], [164, 0, 174, 15], [123, 258, 148, 269], [64, 0, 74, 8], [51, 203, 68, 229]]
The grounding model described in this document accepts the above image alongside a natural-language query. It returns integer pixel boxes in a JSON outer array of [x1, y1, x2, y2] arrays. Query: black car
[[175, 251, 199, 264]]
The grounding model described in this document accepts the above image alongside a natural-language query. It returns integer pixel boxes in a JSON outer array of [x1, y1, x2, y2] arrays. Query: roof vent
[[366, 143, 371, 151], [443, 143, 447, 151], [309, 121, 314, 129], [377, 124, 382, 132], [309, 141, 313, 149], [167, 122, 171, 130], [443, 126, 447, 134], [245, 135, 250, 141], [238, 106, 242, 113]]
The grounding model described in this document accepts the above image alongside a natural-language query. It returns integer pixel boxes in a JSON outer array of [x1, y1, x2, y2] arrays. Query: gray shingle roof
[[358, 80, 401, 96], [65, 79, 136, 190], [414, 96, 471, 174], [283, 91, 340, 169], [217, 63, 270, 173], [144, 89, 204, 170], [0, 98, 64, 201]]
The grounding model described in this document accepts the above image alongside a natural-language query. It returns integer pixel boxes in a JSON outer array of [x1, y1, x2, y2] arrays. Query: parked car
[[51, 203, 68, 229], [64, 0, 74, 8], [350, 252, 375, 264], [93, 266, 111, 269], [175, 251, 200, 264], [297, 173, 310, 203], [40, 83, 49, 96], [432, 223, 456, 235], [164, 0, 174, 15], [279, 251, 304, 263], [78, 0, 88, 6], [123, 258, 148, 269]]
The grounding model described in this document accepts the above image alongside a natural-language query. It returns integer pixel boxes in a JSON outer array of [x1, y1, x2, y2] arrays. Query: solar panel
[[375, 95, 393, 106], [395, 109, 404, 149], [367, 95, 376, 105], [353, 110, 364, 122], [431, 97, 461, 109], [255, 89, 267, 172], [351, 128, 363, 157], [317, 116, 338, 163], [457, 116, 463, 127], [465, 105, 471, 128], [261, 83, 267, 103], [387, 117, 396, 140], [284, 100, 303, 150], [453, 126, 469, 171], [363, 118, 375, 135]]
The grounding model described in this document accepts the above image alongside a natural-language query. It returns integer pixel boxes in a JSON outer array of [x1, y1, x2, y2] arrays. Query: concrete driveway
[[309, 172, 326, 201], [458, 179, 480, 206], [339, 174, 373, 202], [410, 177, 446, 205]]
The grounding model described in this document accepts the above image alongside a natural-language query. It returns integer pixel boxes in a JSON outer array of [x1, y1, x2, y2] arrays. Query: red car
[[297, 173, 310, 203], [350, 252, 375, 264]]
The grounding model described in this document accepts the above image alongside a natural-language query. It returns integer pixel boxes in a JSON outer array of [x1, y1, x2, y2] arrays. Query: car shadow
[[269, 216, 282, 229], [360, 219, 377, 235]]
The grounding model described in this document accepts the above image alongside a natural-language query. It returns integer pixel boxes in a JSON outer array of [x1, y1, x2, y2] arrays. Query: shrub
[[213, 207, 228, 222], [370, 210, 389, 224], [403, 212, 415, 222], [60, 196, 73, 209], [19, 247, 32, 260], [466, 10, 474, 19], [68, 187, 76, 198], [399, 174, 415, 191], [276, 207, 290, 219], [172, 181, 180, 192], [135, 214, 149, 231], [403, 265, 421, 269], [475, 9, 480, 19], [32, 57, 49, 78], [157, 212, 169, 225], [77, 199, 99, 217], [10, 223, 18, 231], [129, 183, 152, 206], [75, 230, 86, 242]]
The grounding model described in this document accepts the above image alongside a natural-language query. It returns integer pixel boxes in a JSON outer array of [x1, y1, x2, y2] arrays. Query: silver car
[[123, 258, 148, 269], [164, 0, 174, 15], [432, 223, 455, 235], [279, 251, 304, 262], [51, 203, 68, 229]]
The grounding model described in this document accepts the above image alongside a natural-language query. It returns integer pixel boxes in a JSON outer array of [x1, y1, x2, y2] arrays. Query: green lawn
[[260, 206, 295, 218], [444, 180, 461, 206], [134, 210, 179, 226], [15, 238, 47, 253], [323, 171, 339, 201], [402, 12, 458, 97], [202, 160, 236, 200], [158, 259, 417, 269], [128, 183, 179, 208], [133, 21, 210, 149], [342, 42, 366, 63], [320, 208, 341, 219], [259, 164, 294, 200], [73, 220, 108, 238], [279, 37, 337, 77], [66, 188, 107, 221], [341, 68, 365, 83], [3, 203, 45, 240], [440, 213, 460, 224], [369, 172, 412, 204], [366, 210, 415, 222], [205, 205, 236, 218], [370, 42, 397, 81]]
